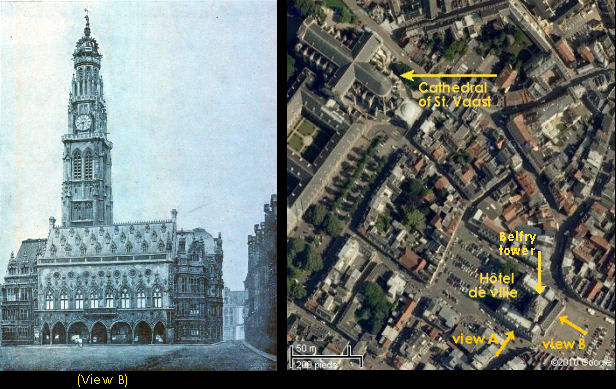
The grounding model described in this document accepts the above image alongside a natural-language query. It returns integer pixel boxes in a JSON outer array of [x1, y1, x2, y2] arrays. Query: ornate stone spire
[[84, 9, 91, 37]]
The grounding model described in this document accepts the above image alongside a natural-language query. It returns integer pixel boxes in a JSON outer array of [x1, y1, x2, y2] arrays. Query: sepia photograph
[[0, 0, 276, 371]]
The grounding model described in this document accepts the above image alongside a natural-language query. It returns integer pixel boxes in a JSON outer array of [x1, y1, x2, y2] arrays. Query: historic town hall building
[[0, 14, 224, 345]]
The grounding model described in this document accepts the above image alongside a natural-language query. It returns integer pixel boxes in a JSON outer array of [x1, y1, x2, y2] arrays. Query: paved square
[[0, 341, 275, 371]]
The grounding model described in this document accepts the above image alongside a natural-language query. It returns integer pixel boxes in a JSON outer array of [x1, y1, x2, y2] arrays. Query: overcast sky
[[0, 1, 276, 290]]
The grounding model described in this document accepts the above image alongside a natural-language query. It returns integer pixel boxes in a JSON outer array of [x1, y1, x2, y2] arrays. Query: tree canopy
[[306, 203, 328, 226], [404, 209, 426, 230], [404, 178, 429, 198], [288, 278, 307, 300], [356, 282, 392, 334], [287, 53, 296, 82], [323, 214, 343, 237], [298, 244, 323, 272], [292, 0, 324, 19], [288, 238, 306, 259]]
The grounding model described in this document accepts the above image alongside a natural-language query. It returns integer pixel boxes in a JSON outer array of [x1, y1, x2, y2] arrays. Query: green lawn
[[323, 0, 354, 23], [509, 28, 532, 56], [297, 118, 318, 137], [323, 0, 345, 8], [288, 133, 304, 152]]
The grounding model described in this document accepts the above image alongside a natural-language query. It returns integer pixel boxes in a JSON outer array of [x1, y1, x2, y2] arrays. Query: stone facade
[[0, 14, 223, 346], [223, 287, 247, 341], [244, 195, 277, 354], [0, 240, 44, 345]]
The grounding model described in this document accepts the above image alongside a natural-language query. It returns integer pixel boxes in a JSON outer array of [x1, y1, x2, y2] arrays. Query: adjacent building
[[223, 287, 248, 341], [244, 195, 277, 354]]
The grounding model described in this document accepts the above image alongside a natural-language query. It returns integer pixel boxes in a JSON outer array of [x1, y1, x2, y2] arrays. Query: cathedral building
[[244, 194, 277, 354], [0, 14, 223, 346]]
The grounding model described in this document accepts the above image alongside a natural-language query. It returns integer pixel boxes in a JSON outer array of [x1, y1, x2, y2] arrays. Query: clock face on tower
[[75, 114, 92, 132]]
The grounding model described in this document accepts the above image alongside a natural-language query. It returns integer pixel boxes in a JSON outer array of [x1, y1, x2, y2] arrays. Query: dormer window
[[178, 238, 185, 253]]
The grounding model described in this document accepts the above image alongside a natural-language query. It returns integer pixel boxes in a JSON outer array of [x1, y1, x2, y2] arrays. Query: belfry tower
[[61, 11, 113, 227]]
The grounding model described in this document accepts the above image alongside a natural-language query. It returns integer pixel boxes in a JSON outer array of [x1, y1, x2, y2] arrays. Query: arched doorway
[[110, 322, 132, 344], [153, 322, 166, 344], [51, 322, 66, 344], [134, 322, 152, 344], [68, 322, 89, 344], [91, 322, 107, 344], [42, 323, 50, 345]]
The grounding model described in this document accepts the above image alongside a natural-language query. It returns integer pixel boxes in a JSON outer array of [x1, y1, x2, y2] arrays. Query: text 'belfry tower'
[[62, 13, 113, 227]]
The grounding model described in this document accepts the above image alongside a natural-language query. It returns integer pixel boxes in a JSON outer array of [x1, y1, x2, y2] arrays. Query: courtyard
[[287, 117, 334, 164], [0, 340, 275, 371]]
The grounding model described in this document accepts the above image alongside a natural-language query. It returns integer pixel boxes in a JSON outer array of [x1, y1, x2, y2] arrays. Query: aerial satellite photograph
[[286, 0, 615, 370]]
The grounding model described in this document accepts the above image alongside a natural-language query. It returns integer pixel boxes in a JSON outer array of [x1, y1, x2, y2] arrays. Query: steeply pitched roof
[[10, 239, 47, 268], [42, 221, 219, 260], [299, 18, 392, 98]]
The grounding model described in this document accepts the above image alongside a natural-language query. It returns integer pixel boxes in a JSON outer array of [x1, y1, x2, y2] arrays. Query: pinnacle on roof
[[84, 8, 90, 37], [73, 8, 100, 59]]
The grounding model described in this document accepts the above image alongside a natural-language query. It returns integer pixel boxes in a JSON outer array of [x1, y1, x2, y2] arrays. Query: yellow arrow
[[533, 250, 546, 294], [400, 69, 497, 82], [559, 316, 587, 335], [495, 331, 515, 357]]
